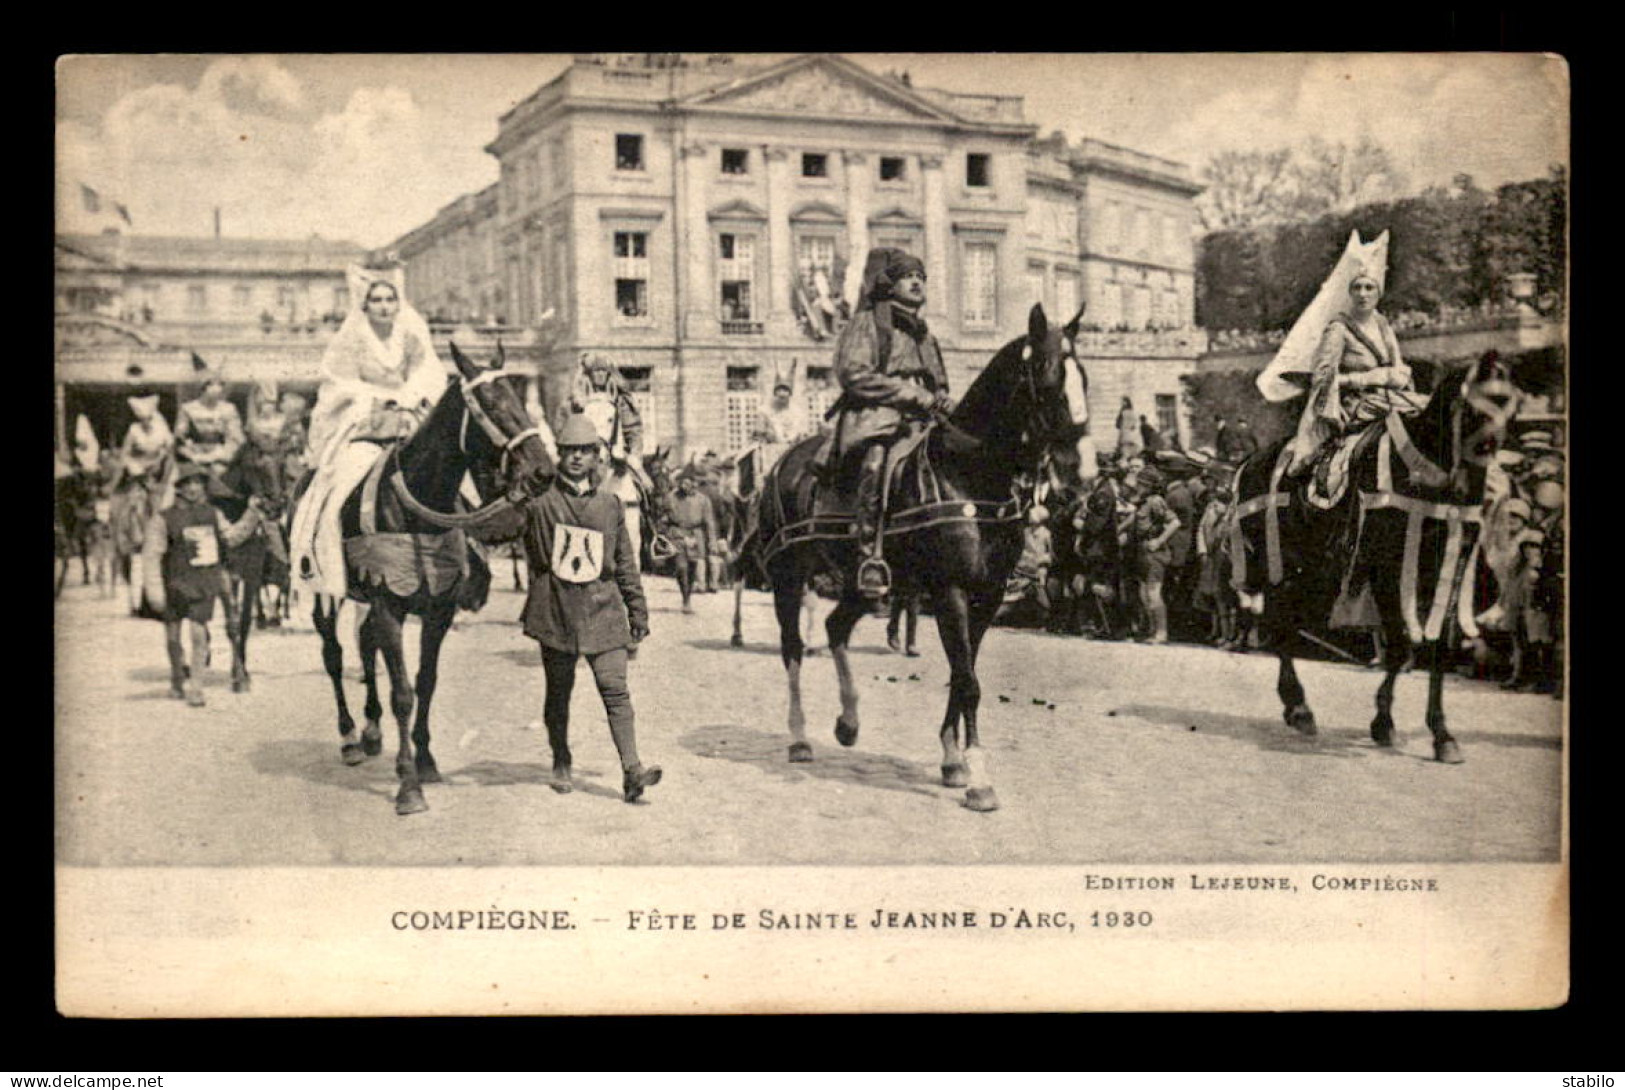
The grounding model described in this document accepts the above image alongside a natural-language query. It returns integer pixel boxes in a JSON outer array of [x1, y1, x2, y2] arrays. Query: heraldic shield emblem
[[550, 523, 605, 583]]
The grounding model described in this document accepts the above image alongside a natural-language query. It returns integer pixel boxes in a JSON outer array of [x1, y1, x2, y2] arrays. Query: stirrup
[[856, 558, 892, 600]]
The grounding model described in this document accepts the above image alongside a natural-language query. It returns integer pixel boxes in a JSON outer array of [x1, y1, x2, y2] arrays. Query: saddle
[[1304, 422, 1387, 510]]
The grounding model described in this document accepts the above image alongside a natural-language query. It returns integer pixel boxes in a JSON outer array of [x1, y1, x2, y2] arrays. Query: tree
[[1180, 370, 1300, 450], [1196, 149, 1297, 231], [1289, 136, 1407, 220]]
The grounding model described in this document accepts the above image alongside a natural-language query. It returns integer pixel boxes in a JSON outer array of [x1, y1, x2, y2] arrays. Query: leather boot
[[855, 447, 891, 599]]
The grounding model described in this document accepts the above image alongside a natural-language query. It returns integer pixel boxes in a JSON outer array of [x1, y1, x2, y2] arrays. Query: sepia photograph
[[54, 50, 1569, 1016]]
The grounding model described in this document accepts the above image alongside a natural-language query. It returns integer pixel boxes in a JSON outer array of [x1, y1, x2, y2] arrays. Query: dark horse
[[211, 434, 293, 693], [1231, 352, 1519, 762], [306, 342, 554, 815], [742, 304, 1090, 811]]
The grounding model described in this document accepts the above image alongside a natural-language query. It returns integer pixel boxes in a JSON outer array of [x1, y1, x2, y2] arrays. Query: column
[[764, 147, 795, 339], [920, 154, 950, 326], [680, 141, 711, 340], [841, 150, 870, 306]]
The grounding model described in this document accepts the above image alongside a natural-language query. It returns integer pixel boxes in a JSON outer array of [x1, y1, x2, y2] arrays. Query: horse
[[304, 341, 554, 815], [741, 303, 1091, 812], [106, 452, 171, 614], [729, 441, 822, 652], [55, 464, 112, 598], [211, 432, 293, 692], [1230, 351, 1519, 762]]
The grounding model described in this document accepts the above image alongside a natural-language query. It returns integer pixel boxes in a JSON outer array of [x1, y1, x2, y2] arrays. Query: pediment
[[708, 198, 768, 222], [868, 206, 923, 227], [789, 200, 846, 224], [687, 56, 952, 123]]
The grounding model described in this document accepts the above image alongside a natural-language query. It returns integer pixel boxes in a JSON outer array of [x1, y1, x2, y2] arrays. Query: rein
[[387, 370, 542, 535]]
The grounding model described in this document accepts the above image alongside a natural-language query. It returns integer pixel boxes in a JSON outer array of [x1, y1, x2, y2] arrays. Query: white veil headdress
[[1256, 230, 1390, 402], [306, 266, 444, 462], [72, 415, 101, 471]]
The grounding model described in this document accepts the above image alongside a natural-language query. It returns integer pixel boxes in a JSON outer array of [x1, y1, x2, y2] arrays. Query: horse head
[[1429, 350, 1520, 476], [448, 341, 556, 502], [955, 303, 1092, 490]]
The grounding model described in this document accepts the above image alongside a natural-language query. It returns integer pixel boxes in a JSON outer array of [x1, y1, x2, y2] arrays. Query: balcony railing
[[721, 319, 765, 335], [1073, 328, 1208, 359]]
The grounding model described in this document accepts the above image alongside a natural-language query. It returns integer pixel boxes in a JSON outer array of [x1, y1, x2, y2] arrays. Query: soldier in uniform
[[665, 467, 718, 613], [142, 462, 267, 706], [519, 413, 661, 803], [816, 247, 952, 599]]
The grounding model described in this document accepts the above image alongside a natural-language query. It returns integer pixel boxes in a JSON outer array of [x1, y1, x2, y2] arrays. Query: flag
[[80, 184, 100, 213], [115, 203, 132, 226], [191, 351, 210, 372]]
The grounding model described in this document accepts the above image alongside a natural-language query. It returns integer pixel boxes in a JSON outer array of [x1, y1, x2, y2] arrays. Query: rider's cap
[[555, 413, 601, 449]]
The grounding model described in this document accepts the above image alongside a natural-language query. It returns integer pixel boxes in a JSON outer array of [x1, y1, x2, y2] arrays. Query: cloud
[[57, 57, 454, 246]]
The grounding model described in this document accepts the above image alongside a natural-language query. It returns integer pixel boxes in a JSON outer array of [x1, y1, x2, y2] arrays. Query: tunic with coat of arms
[[519, 477, 648, 655]]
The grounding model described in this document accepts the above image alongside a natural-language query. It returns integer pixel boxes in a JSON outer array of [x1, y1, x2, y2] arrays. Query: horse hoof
[[341, 744, 366, 766], [395, 788, 429, 816], [1285, 706, 1317, 735], [1435, 739, 1465, 764], [185, 689, 206, 708], [942, 764, 969, 788], [730, 633, 743, 647], [416, 757, 443, 784], [1370, 719, 1396, 748], [788, 741, 814, 763], [834, 717, 860, 747], [963, 787, 1001, 813], [362, 723, 383, 756]]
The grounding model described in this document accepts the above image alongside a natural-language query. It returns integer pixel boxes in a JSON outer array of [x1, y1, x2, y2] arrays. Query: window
[[1056, 272, 1079, 322], [961, 242, 997, 327], [1162, 213, 1182, 261], [966, 153, 990, 188], [1128, 284, 1152, 330], [1098, 281, 1123, 328], [804, 366, 837, 424], [801, 153, 828, 178], [1155, 394, 1179, 442], [1104, 201, 1124, 252], [725, 367, 762, 454], [718, 233, 755, 323], [188, 285, 208, 313], [232, 285, 252, 312], [613, 231, 649, 319], [721, 148, 749, 175], [1134, 208, 1152, 258], [1026, 266, 1046, 310], [621, 367, 656, 449], [879, 156, 906, 182], [1159, 288, 1181, 329], [615, 134, 644, 171]]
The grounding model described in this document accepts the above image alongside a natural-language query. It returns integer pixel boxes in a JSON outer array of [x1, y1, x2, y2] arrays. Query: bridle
[[388, 369, 548, 535]]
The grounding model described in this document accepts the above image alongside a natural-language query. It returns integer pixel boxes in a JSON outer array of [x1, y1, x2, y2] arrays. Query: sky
[[55, 52, 1569, 249]]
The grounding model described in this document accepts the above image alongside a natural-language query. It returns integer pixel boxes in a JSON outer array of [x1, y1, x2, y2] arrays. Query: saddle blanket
[[344, 529, 468, 600]]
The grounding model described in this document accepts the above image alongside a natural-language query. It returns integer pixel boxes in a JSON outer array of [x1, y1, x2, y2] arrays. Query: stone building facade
[[387, 52, 1208, 459]]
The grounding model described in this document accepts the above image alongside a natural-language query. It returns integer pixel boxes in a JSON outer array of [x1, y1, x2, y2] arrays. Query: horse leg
[[410, 600, 455, 784], [826, 593, 867, 748], [313, 597, 363, 764], [933, 585, 969, 788], [1370, 582, 1410, 748], [730, 580, 744, 646], [1425, 641, 1464, 764], [360, 613, 384, 757], [367, 600, 424, 815], [958, 587, 1003, 811], [775, 580, 812, 762], [225, 579, 248, 693], [1266, 599, 1316, 733]]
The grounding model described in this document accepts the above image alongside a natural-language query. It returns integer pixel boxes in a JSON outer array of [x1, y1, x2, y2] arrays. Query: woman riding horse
[[291, 266, 445, 600], [109, 394, 175, 614]]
